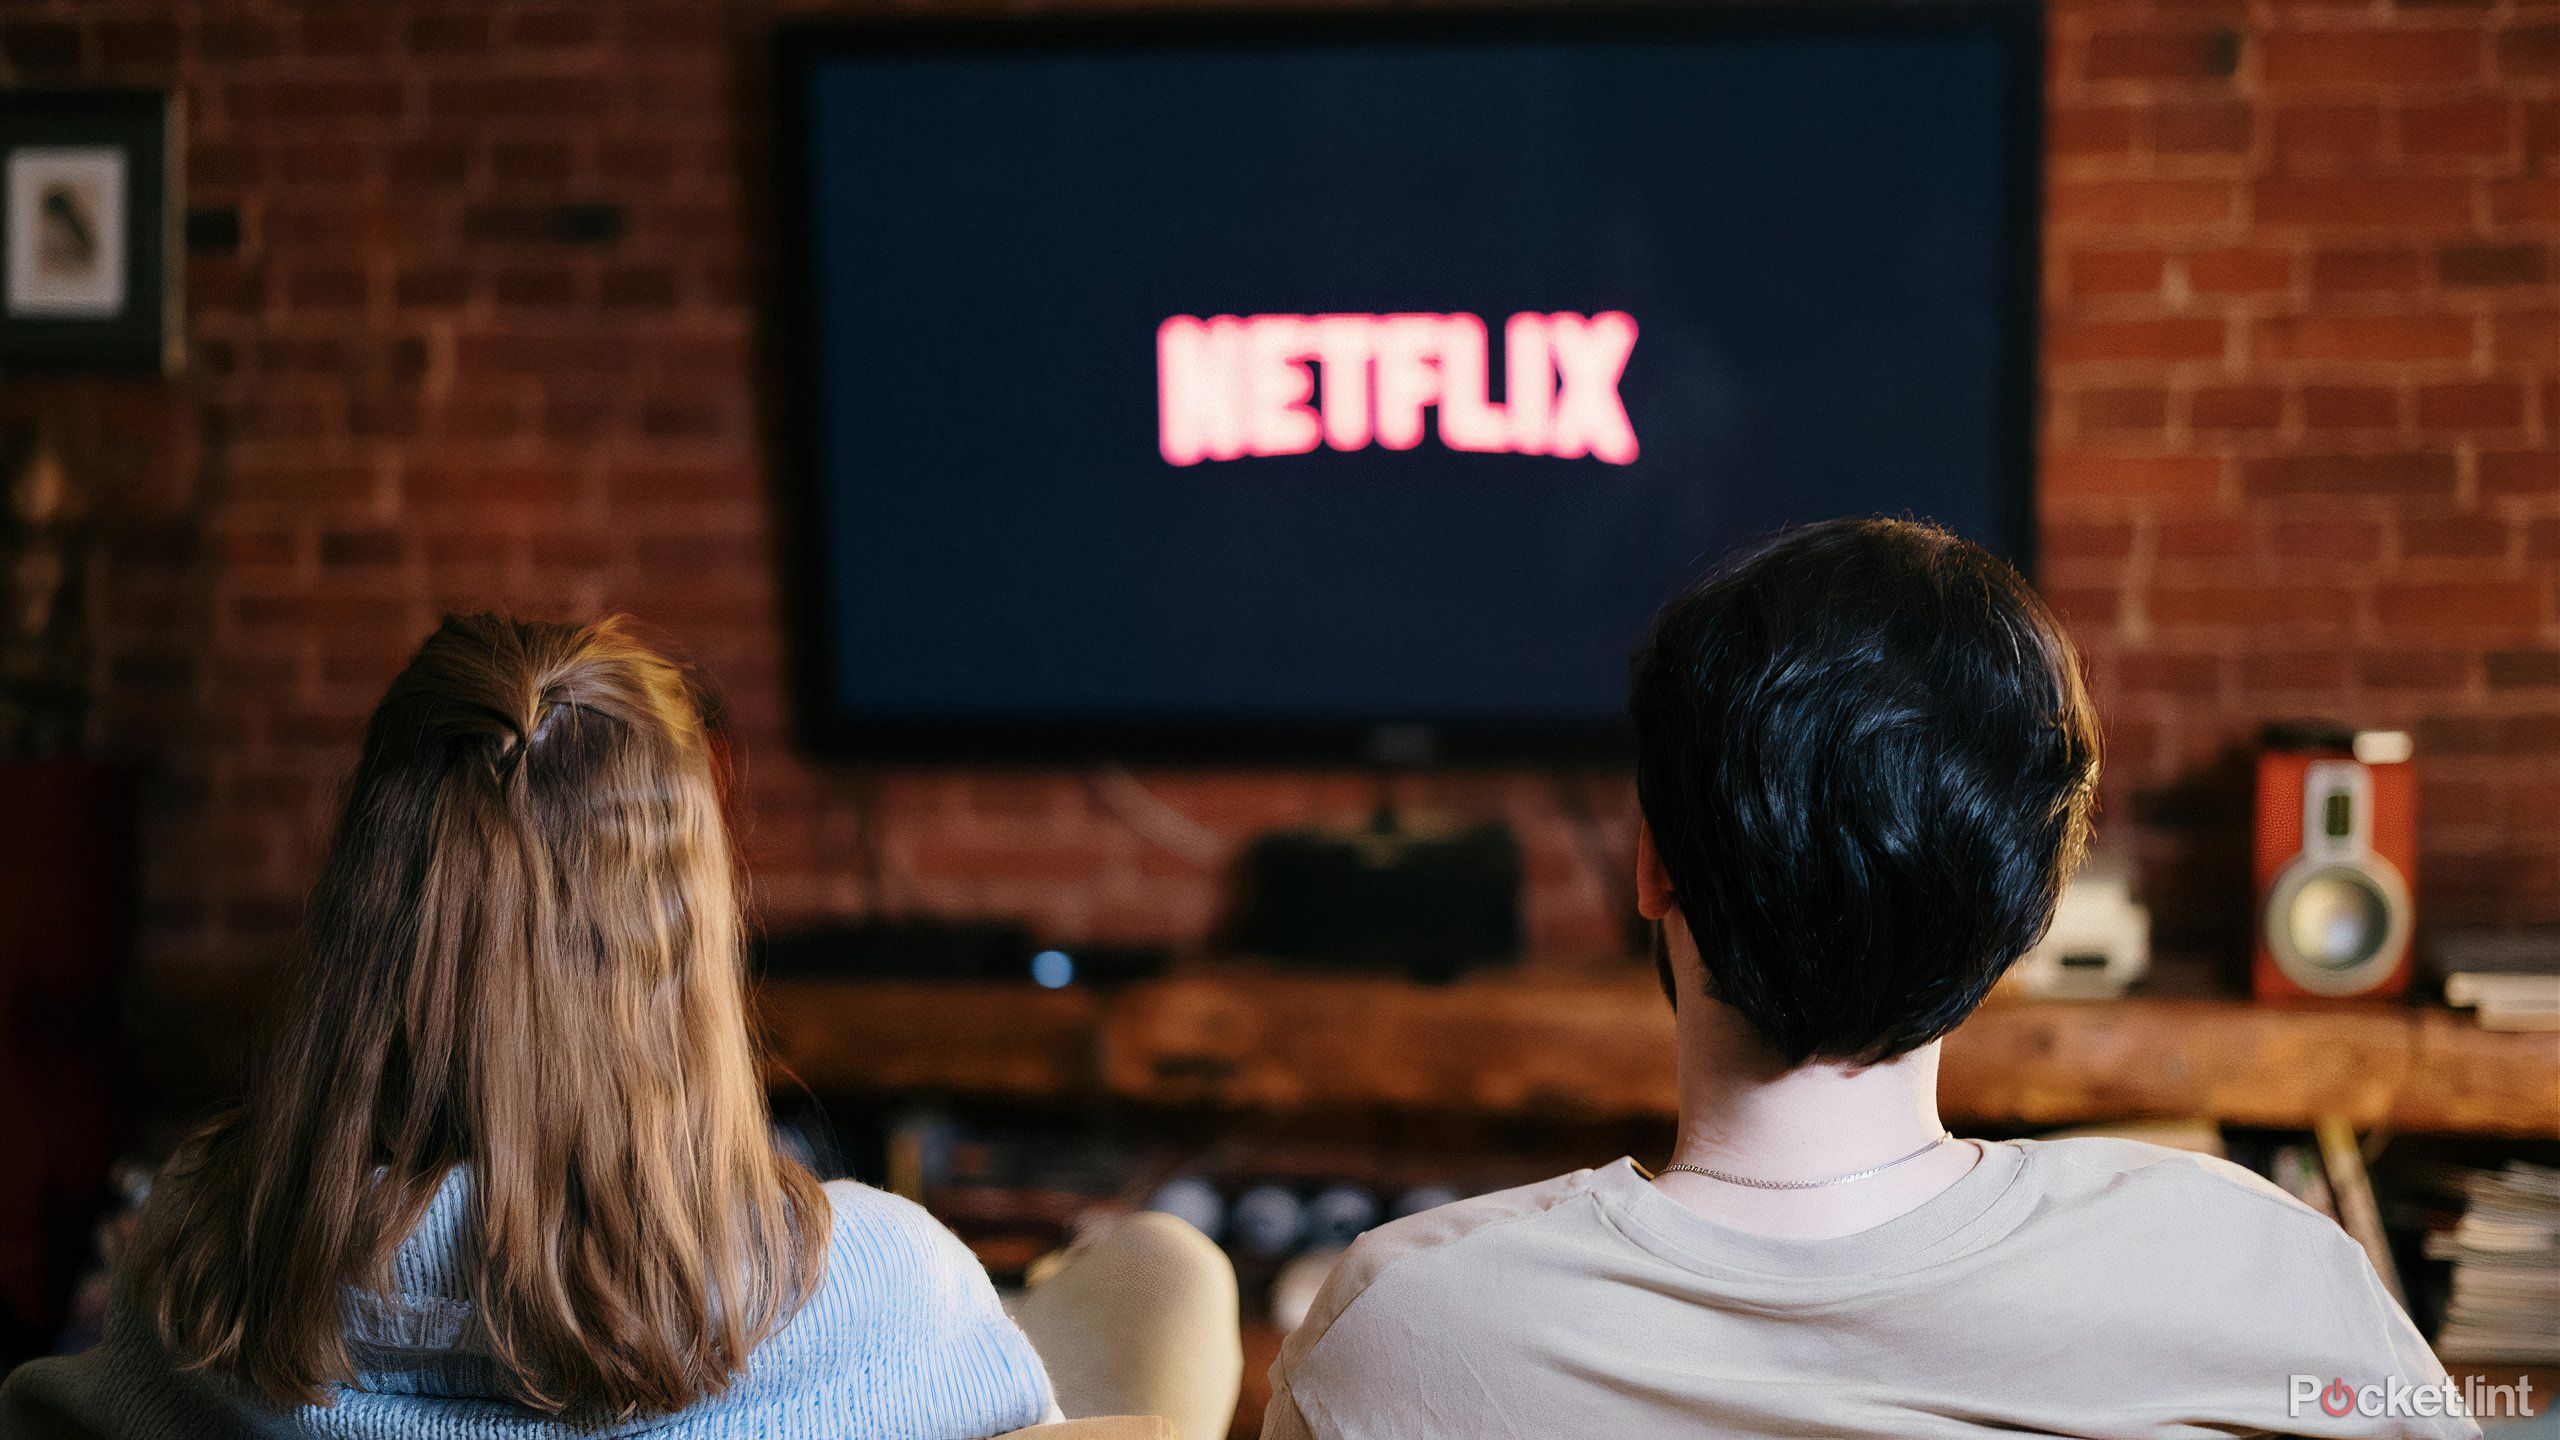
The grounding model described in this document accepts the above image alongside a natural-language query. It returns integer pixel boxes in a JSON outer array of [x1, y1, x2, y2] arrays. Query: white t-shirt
[[1267, 1139, 2474, 1439]]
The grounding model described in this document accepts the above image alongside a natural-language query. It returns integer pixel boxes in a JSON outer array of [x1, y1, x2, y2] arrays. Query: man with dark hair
[[1266, 519, 2471, 1439]]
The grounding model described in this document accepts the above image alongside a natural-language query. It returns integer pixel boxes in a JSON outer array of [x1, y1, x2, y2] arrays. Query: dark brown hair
[[1633, 519, 2100, 1065]]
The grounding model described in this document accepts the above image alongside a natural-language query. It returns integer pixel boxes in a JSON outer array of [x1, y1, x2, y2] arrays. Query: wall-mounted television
[[774, 4, 2043, 763]]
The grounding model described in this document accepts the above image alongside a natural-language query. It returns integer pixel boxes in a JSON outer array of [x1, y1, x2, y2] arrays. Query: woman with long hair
[[2, 615, 1056, 1438]]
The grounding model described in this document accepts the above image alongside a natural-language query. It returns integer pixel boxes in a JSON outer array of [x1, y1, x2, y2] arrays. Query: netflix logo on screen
[[1157, 311, 1639, 467]]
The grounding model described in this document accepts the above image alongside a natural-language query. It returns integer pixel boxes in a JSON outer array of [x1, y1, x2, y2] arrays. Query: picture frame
[[0, 90, 183, 376]]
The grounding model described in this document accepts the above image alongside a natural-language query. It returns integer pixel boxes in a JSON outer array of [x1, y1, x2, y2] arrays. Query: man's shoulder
[[2012, 1135, 2342, 1233], [1998, 1136, 2383, 1290], [1283, 1167, 1615, 1358], [1342, 1167, 1614, 1278]]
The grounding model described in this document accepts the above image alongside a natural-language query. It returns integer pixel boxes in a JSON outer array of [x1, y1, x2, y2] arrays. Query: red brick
[[2260, 31, 2483, 88], [2271, 104, 2387, 161], [2045, 587, 2125, 629], [320, 530, 406, 569], [490, 143, 577, 187], [2530, 102, 2560, 165], [428, 76, 604, 120], [388, 141, 474, 188], [2438, 244, 2548, 288], [2155, 102, 2254, 153], [623, 7, 724, 51], [2508, 515, 2549, 561], [2085, 28, 2242, 80], [2254, 177, 2475, 229], [2052, 180, 2237, 228], [0, 20, 85, 76], [634, 535, 768, 572], [2243, 453, 2457, 495], [2148, 583, 2358, 627], [2157, 517, 2256, 558], [2494, 310, 2559, 368], [2122, 654, 2225, 694], [2191, 385, 2284, 430], [510, 8, 608, 49], [96, 19, 181, 69], [640, 398, 729, 439], [2047, 454, 2227, 500], [226, 463, 383, 508], [492, 268, 581, 309], [228, 78, 406, 124], [601, 267, 679, 309], [2185, 247, 2292, 293], [2358, 651, 2473, 689], [2048, 317, 2228, 363], [235, 594, 415, 630], [2498, 25, 2560, 79], [2402, 514, 2513, 557], [2045, 520, 2138, 562], [2066, 250, 2168, 296], [2052, 106, 2141, 155], [301, 9, 391, 55], [406, 14, 492, 54], [2489, 180, 2559, 227], [286, 268, 368, 311], [2301, 385, 2404, 429], [2244, 652, 2353, 690], [2257, 315, 2474, 362], [405, 462, 585, 511], [198, 17, 285, 64], [2481, 452, 2560, 499], [2375, 582, 2546, 633], [2309, 249, 2425, 293], [2486, 651, 2560, 688], [2415, 382, 2526, 429], [2264, 518, 2385, 561], [2401, 99, 2516, 156], [607, 462, 751, 507], [2072, 388, 2171, 432], [395, 268, 470, 308]]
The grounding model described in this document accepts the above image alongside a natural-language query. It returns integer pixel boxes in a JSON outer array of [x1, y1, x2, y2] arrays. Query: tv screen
[[776, 5, 2042, 762]]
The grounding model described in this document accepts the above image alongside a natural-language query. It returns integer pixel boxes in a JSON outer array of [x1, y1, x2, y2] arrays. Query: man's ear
[[1635, 819, 1677, 921]]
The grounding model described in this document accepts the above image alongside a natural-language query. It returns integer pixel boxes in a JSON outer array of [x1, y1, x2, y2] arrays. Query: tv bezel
[[768, 2, 2046, 766]]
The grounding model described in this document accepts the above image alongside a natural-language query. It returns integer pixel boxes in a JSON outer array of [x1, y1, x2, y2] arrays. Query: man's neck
[[1655, 991, 1978, 1240]]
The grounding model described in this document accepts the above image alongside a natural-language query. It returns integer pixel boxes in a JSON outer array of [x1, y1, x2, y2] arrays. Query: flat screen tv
[[775, 4, 2043, 762]]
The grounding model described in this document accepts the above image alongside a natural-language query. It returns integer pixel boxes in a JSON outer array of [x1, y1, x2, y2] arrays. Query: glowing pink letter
[[1547, 311, 1639, 465], [1503, 312, 1554, 456], [1158, 315, 1250, 466], [1307, 315, 1377, 453], [1436, 314, 1509, 453], [1241, 316, 1322, 457], [1372, 315, 1442, 452]]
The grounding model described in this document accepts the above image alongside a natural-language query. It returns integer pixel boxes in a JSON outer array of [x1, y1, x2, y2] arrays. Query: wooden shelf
[[759, 967, 2560, 1138]]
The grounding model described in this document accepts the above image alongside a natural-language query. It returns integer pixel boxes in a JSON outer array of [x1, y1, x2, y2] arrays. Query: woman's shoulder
[[809, 1180, 1000, 1315]]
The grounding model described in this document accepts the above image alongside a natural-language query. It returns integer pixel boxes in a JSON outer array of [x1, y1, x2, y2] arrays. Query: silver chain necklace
[[1658, 1132, 1956, 1191]]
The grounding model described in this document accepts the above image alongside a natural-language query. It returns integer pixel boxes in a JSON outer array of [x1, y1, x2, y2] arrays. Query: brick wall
[[0, 0, 2552, 1077]]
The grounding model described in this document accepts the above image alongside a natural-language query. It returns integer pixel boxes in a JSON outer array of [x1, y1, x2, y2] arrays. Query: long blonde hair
[[131, 614, 822, 1419]]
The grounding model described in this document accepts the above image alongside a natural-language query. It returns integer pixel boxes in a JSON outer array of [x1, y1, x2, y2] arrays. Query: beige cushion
[[996, 1420, 1178, 1440]]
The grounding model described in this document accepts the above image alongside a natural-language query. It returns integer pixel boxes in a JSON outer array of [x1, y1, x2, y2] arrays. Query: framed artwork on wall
[[0, 90, 182, 375]]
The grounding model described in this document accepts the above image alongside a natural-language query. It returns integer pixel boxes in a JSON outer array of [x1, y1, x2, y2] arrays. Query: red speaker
[[2253, 728, 2416, 1003]]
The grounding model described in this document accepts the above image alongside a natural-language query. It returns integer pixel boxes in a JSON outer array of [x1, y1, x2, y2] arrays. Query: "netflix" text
[[1157, 311, 1639, 468]]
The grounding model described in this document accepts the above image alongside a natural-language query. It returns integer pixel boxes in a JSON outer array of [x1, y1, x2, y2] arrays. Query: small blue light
[[1030, 949, 1074, 989]]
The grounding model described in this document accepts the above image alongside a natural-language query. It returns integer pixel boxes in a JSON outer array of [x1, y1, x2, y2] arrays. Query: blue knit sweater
[[0, 1175, 1057, 1439]]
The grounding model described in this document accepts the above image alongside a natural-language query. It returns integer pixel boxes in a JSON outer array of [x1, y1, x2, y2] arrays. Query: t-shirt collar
[[1589, 1141, 2036, 1282]]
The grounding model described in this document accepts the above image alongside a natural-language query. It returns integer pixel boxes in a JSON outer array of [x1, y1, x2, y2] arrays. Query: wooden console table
[[761, 965, 2560, 1138]]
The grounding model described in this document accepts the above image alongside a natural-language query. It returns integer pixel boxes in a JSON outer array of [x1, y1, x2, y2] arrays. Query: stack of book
[[2434, 930, 2560, 1032], [2410, 1160, 2560, 1364]]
